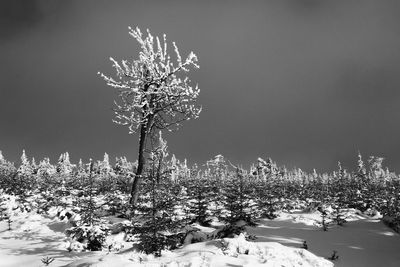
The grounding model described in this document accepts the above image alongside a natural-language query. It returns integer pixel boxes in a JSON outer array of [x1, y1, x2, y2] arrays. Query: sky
[[1, 0, 400, 173]]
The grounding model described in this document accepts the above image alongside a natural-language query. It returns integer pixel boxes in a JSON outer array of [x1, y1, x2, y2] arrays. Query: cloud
[[0, 0, 72, 41], [0, 0, 44, 40]]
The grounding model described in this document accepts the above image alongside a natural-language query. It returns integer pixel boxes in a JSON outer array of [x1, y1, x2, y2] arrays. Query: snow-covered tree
[[56, 152, 74, 175], [254, 176, 280, 220], [169, 155, 191, 182], [133, 132, 182, 256], [31, 157, 38, 175], [99, 153, 112, 175], [73, 158, 88, 189], [95, 153, 116, 193], [0, 151, 17, 192], [66, 159, 110, 251], [18, 149, 33, 176], [78, 159, 85, 173], [206, 155, 228, 180], [112, 156, 135, 194], [356, 152, 366, 178], [79, 159, 99, 225], [184, 173, 214, 226], [219, 167, 258, 226], [114, 156, 133, 175], [253, 157, 279, 179], [36, 157, 56, 188], [368, 156, 385, 180], [99, 27, 201, 206], [13, 150, 37, 195], [0, 151, 13, 171]]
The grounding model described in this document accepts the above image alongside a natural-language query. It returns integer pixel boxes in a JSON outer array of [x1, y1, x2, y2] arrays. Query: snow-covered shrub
[[66, 224, 109, 251], [328, 250, 339, 261], [330, 205, 347, 226], [0, 192, 19, 230], [102, 191, 131, 218], [317, 206, 330, 231], [41, 256, 54, 266]]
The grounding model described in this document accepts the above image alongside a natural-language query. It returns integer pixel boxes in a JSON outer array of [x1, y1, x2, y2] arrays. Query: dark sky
[[1, 0, 400, 173]]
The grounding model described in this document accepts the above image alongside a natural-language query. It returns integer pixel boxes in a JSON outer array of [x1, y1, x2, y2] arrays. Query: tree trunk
[[130, 86, 155, 208], [130, 124, 147, 206], [129, 115, 153, 207]]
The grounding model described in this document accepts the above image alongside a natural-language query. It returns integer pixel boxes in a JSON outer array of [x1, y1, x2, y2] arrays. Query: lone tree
[[99, 27, 201, 207]]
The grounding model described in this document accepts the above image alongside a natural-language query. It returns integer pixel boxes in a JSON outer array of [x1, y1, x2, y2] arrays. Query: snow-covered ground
[[1, 210, 399, 267], [248, 211, 400, 267]]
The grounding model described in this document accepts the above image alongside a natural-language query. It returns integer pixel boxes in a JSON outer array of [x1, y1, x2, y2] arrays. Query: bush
[[66, 224, 109, 251]]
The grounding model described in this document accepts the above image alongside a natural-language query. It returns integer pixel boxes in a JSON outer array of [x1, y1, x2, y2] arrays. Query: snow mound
[[221, 233, 333, 267], [65, 233, 332, 267], [221, 233, 261, 256]]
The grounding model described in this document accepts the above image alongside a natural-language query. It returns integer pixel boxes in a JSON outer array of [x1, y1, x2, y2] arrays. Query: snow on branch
[[99, 27, 201, 134]]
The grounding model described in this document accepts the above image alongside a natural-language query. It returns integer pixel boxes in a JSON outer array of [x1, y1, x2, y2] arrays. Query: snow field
[[2, 207, 399, 267]]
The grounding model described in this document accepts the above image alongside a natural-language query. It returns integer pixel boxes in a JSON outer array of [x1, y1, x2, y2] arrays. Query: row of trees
[[2, 145, 400, 254], [0, 148, 397, 207], [1, 147, 399, 216]]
